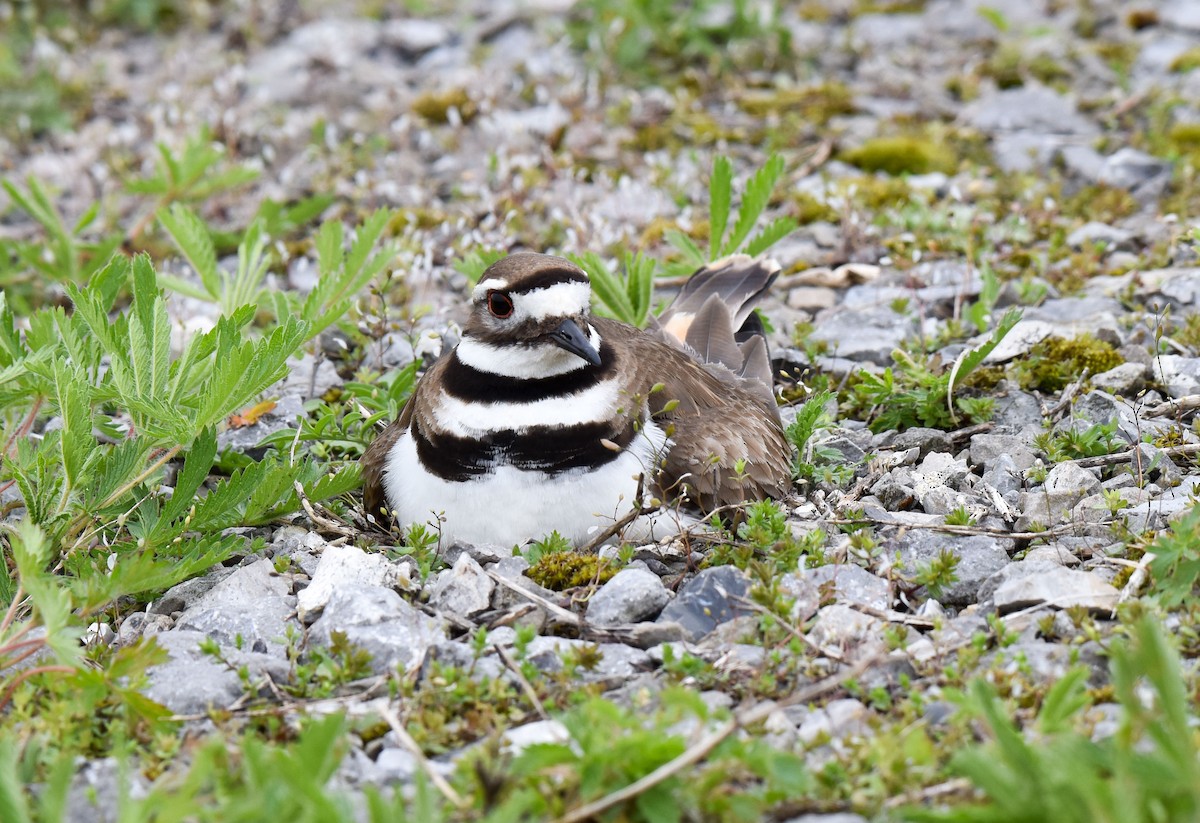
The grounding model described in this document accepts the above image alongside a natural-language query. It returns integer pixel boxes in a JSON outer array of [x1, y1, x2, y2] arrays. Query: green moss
[[526, 553, 616, 591], [791, 191, 839, 224], [960, 364, 1006, 391], [1028, 53, 1072, 86], [1060, 184, 1139, 223], [737, 82, 856, 126], [412, 87, 477, 124], [1126, 9, 1159, 30], [1016, 335, 1124, 393], [841, 174, 916, 209], [1167, 122, 1200, 163], [840, 136, 958, 176], [1169, 47, 1200, 73], [983, 44, 1026, 90]]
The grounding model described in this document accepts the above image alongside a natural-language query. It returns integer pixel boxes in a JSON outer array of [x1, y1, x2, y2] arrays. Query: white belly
[[382, 421, 670, 548]]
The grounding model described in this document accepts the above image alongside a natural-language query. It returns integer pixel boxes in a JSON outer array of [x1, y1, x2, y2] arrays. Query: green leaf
[[0, 737, 31, 823], [946, 308, 1022, 423], [157, 428, 218, 530], [722, 153, 785, 256], [571, 252, 636, 324], [128, 255, 172, 401], [159, 203, 220, 298], [708, 155, 733, 255], [8, 520, 82, 666], [745, 215, 798, 257], [664, 229, 705, 270], [53, 360, 94, 496]]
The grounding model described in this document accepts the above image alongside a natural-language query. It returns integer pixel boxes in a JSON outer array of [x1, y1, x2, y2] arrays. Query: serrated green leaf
[[723, 154, 785, 256], [157, 428, 218, 529], [571, 252, 636, 324], [664, 229, 705, 269], [708, 155, 733, 255], [0, 736, 31, 823], [745, 215, 797, 257], [53, 360, 94, 495], [159, 204, 220, 297], [9, 519, 81, 665], [315, 219, 344, 282]]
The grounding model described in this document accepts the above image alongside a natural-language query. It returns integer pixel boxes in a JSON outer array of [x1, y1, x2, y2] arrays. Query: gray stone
[[657, 566, 752, 641], [1097, 148, 1171, 192], [586, 567, 671, 626], [143, 630, 289, 715], [808, 306, 920, 364], [1090, 363, 1148, 396], [985, 562, 1119, 614], [961, 85, 1098, 136], [1155, 355, 1200, 398], [970, 433, 1037, 472], [427, 552, 494, 618], [790, 698, 872, 746], [117, 611, 173, 645], [1016, 462, 1102, 531], [216, 394, 304, 454], [443, 541, 510, 566], [982, 453, 1024, 495], [781, 564, 890, 616], [982, 320, 1057, 363], [490, 556, 558, 619], [808, 604, 886, 658], [150, 566, 236, 615], [523, 636, 649, 680], [175, 559, 296, 654], [297, 544, 416, 620], [1066, 222, 1134, 251], [501, 719, 570, 755], [382, 18, 452, 58], [1023, 544, 1081, 566], [309, 585, 445, 676], [892, 533, 1011, 606], [885, 427, 952, 459], [64, 758, 148, 823]]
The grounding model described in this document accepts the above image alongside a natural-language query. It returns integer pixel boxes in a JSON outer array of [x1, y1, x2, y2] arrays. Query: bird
[[361, 252, 791, 548]]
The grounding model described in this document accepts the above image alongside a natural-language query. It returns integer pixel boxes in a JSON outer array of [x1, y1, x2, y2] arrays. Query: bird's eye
[[487, 291, 514, 319]]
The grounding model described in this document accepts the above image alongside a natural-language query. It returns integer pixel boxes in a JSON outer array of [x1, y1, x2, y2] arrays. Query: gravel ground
[[4, 0, 1200, 819]]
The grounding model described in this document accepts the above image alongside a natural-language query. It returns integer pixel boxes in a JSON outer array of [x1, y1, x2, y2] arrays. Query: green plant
[[665, 154, 798, 276], [904, 616, 1200, 822], [569, 250, 657, 327], [785, 390, 846, 480], [567, 0, 790, 85], [0, 246, 369, 736], [0, 177, 123, 313], [1147, 503, 1200, 607], [161, 206, 397, 333], [851, 308, 1021, 432], [452, 248, 506, 285], [125, 126, 260, 242], [943, 506, 976, 527], [1015, 334, 1124, 394], [576, 154, 798, 326], [1032, 420, 1122, 462], [910, 548, 961, 600]]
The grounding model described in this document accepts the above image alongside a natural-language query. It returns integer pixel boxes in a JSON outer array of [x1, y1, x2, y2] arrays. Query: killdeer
[[361, 252, 791, 547]]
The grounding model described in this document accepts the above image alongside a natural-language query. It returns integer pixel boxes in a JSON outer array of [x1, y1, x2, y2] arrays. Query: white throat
[[455, 327, 603, 379]]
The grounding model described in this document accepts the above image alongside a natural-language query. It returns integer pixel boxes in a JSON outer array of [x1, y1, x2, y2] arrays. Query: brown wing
[[361, 396, 414, 522], [596, 318, 791, 512]]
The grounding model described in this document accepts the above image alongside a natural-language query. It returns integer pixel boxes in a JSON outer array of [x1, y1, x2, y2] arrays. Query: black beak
[[549, 318, 601, 366]]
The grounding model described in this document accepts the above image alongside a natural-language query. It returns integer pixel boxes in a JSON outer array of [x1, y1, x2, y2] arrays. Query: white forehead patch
[[473, 278, 509, 297]]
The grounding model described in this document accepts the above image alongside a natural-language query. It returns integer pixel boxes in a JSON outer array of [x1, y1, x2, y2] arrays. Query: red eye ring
[[487, 290, 514, 319]]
